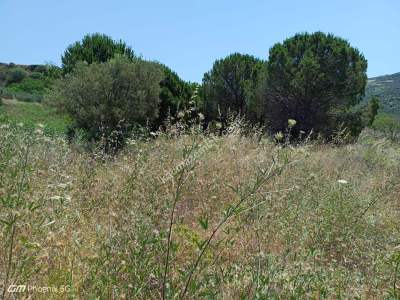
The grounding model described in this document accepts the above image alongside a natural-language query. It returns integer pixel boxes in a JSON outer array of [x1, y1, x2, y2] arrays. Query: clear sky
[[1, 0, 399, 82]]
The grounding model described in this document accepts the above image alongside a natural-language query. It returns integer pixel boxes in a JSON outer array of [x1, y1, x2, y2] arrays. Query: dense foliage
[[50, 56, 162, 151], [5, 67, 28, 85], [2, 32, 388, 146], [264, 32, 368, 138], [372, 113, 400, 141], [362, 96, 380, 126], [156, 65, 195, 128], [202, 53, 265, 123], [61, 33, 135, 74]]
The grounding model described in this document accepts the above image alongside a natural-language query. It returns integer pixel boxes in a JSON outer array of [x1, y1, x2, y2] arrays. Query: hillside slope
[[365, 72, 400, 116]]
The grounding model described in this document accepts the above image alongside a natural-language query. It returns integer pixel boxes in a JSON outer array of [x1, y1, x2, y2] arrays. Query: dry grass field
[[0, 121, 400, 299]]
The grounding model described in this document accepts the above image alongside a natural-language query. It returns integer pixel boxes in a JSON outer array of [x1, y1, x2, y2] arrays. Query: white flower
[[275, 132, 284, 141], [337, 179, 348, 184], [288, 119, 297, 127]]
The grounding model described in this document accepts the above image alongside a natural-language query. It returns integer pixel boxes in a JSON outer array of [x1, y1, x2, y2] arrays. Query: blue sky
[[1, 0, 399, 82]]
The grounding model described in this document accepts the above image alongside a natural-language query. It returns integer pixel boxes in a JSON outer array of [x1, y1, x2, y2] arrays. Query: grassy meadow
[[0, 99, 71, 135], [0, 105, 399, 299]]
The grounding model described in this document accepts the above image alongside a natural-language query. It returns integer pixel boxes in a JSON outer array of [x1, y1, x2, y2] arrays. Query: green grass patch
[[0, 98, 71, 135]]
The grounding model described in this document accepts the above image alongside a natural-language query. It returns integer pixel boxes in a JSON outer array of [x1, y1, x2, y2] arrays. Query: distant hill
[[0, 62, 61, 102], [0, 62, 49, 86], [365, 72, 400, 116]]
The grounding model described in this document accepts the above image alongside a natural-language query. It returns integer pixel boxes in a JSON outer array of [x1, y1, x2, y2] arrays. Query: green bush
[[360, 96, 380, 127], [264, 32, 368, 138], [30, 72, 44, 80], [50, 56, 162, 151], [0, 87, 14, 99], [329, 110, 364, 140], [6, 67, 28, 85], [372, 114, 400, 140], [7, 77, 48, 95]]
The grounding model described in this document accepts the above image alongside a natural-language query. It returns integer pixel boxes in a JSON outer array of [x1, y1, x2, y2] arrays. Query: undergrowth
[[0, 121, 399, 299]]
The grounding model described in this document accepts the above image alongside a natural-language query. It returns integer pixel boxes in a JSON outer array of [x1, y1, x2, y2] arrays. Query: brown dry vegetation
[[0, 122, 400, 299]]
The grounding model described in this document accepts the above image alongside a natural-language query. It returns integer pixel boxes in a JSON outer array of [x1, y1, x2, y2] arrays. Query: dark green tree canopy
[[155, 64, 195, 128], [265, 32, 368, 137], [61, 33, 135, 73], [202, 53, 265, 123]]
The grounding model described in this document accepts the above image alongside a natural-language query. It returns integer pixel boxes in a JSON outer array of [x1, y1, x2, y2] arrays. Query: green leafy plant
[[372, 114, 400, 140], [50, 56, 162, 152]]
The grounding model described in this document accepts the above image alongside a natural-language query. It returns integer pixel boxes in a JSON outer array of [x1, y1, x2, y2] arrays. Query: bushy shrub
[[203, 53, 265, 124], [30, 72, 44, 80], [264, 32, 368, 138], [367, 96, 380, 125], [62, 33, 135, 74], [6, 67, 28, 85], [44, 64, 62, 80], [372, 114, 400, 140], [329, 110, 364, 140], [49, 56, 162, 151], [7, 77, 47, 96]]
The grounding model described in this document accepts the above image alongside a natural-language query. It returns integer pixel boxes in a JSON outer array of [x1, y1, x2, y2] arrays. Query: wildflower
[[177, 111, 185, 118], [288, 119, 297, 127], [198, 112, 205, 120], [275, 132, 284, 141], [337, 179, 348, 184]]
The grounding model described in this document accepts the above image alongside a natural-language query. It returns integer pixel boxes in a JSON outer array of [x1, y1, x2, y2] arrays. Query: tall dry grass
[[0, 122, 399, 299]]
